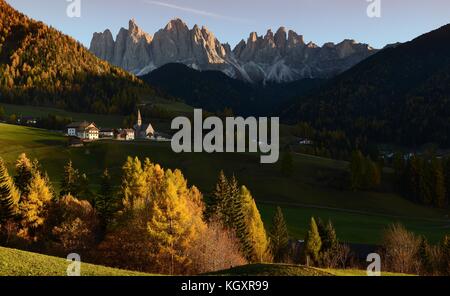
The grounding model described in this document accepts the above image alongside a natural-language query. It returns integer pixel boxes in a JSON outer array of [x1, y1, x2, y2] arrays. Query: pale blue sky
[[6, 0, 450, 49]]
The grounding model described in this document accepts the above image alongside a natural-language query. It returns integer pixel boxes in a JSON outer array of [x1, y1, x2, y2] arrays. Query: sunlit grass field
[[0, 247, 151, 276]]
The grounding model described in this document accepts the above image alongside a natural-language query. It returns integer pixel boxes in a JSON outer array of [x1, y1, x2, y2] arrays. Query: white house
[[124, 129, 135, 141], [66, 122, 99, 140], [115, 128, 135, 141]]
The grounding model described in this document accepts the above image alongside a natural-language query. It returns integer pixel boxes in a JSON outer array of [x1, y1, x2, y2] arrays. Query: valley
[[0, 122, 448, 245]]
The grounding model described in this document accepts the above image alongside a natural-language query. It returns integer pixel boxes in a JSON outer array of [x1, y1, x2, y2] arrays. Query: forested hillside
[[142, 63, 323, 116], [283, 24, 450, 147], [0, 0, 159, 115]]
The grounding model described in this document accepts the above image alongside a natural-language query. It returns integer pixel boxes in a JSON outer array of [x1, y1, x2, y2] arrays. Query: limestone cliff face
[[90, 18, 377, 82]]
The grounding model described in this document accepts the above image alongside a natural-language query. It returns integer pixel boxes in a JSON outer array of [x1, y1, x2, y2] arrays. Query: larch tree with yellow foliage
[[238, 186, 272, 263], [0, 158, 20, 224], [14, 153, 34, 196], [18, 171, 53, 240], [147, 169, 206, 275], [121, 157, 148, 208]]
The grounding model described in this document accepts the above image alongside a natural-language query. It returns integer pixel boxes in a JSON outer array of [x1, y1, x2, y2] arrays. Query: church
[[133, 109, 155, 139]]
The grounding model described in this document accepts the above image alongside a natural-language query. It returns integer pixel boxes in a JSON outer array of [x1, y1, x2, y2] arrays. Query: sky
[[5, 0, 450, 49]]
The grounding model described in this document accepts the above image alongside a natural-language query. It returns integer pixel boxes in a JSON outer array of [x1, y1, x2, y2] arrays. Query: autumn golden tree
[[98, 157, 207, 274], [18, 170, 53, 240], [14, 153, 34, 195], [147, 169, 206, 274], [238, 186, 271, 263], [0, 158, 20, 225], [48, 194, 99, 254], [120, 157, 148, 207]]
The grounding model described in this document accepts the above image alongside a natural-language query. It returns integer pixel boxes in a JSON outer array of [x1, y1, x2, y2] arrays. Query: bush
[[381, 224, 420, 274], [187, 221, 247, 274], [45, 194, 99, 255]]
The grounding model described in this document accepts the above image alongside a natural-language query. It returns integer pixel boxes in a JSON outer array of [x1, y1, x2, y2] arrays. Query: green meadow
[[0, 123, 448, 244], [1, 246, 412, 276], [0, 247, 150, 276]]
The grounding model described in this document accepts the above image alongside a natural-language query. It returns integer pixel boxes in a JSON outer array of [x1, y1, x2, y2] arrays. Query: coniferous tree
[[78, 173, 94, 202], [0, 158, 19, 224], [120, 156, 147, 207], [366, 159, 381, 189], [269, 206, 290, 263], [322, 220, 338, 252], [60, 160, 80, 197], [418, 236, 431, 275], [226, 175, 241, 228], [95, 169, 117, 227], [14, 153, 33, 196], [304, 217, 322, 265], [239, 186, 271, 263], [206, 171, 229, 222]]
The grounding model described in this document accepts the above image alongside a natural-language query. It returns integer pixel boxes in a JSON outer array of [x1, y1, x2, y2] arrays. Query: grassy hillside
[[207, 264, 411, 276], [0, 247, 411, 276], [321, 268, 413, 276], [206, 264, 331, 276], [0, 247, 151, 276], [0, 103, 125, 128], [0, 123, 448, 244]]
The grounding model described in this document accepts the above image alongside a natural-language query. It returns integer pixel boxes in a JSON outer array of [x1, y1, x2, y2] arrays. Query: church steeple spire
[[137, 109, 142, 127]]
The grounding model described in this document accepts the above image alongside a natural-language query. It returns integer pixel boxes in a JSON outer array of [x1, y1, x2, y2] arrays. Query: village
[[65, 110, 170, 145]]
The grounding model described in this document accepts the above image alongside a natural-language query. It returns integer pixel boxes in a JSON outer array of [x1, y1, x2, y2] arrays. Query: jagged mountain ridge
[[90, 19, 377, 83]]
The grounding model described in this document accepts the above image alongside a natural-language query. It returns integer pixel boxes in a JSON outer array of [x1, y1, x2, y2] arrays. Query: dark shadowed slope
[[283, 24, 450, 146]]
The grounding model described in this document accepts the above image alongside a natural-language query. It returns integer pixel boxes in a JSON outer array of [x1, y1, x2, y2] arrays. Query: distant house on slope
[[133, 109, 155, 139], [66, 121, 99, 140], [115, 128, 135, 141]]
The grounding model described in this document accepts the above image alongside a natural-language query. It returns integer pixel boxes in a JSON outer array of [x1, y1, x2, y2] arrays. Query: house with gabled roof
[[66, 121, 99, 140]]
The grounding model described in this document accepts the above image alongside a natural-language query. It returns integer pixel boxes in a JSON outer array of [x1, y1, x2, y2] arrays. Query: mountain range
[[90, 19, 377, 83]]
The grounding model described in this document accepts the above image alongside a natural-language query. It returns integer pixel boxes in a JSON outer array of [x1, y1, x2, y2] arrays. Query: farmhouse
[[134, 109, 155, 139], [66, 121, 99, 140], [115, 128, 135, 141]]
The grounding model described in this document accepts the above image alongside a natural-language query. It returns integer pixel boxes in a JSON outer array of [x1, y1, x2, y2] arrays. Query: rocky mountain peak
[[90, 18, 378, 82], [274, 27, 287, 49], [165, 18, 188, 32], [287, 30, 305, 47]]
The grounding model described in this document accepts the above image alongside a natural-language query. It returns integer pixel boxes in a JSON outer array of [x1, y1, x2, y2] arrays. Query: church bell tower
[[137, 109, 142, 127]]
